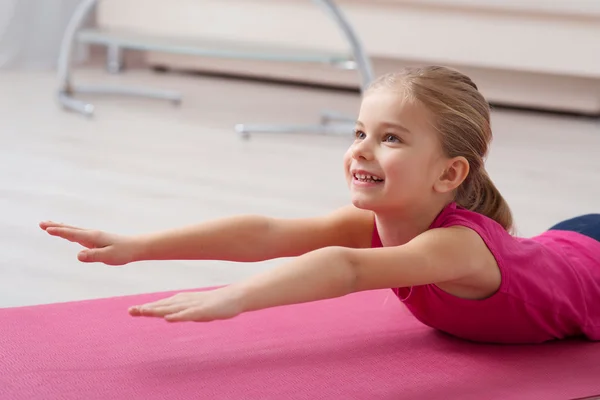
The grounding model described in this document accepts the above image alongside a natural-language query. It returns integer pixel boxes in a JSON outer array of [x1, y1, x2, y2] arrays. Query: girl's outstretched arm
[[40, 205, 374, 265], [238, 225, 492, 311], [130, 226, 495, 322]]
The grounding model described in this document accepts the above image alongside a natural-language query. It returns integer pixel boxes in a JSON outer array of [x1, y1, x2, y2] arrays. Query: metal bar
[[56, 0, 98, 93], [106, 44, 124, 74], [58, 92, 95, 116], [312, 0, 374, 92], [237, 0, 371, 137], [74, 84, 182, 103], [76, 28, 353, 64], [235, 122, 354, 139]]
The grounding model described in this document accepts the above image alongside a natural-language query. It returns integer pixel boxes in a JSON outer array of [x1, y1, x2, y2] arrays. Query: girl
[[40, 66, 600, 345]]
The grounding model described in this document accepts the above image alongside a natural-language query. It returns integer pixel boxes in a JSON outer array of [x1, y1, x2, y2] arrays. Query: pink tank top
[[371, 202, 600, 344]]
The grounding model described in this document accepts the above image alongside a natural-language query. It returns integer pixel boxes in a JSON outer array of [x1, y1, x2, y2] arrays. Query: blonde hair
[[367, 65, 513, 232]]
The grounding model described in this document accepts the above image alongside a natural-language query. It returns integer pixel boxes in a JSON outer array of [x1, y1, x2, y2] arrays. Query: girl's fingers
[[129, 293, 200, 317], [45, 227, 90, 243], [164, 308, 203, 322], [129, 303, 190, 317], [128, 297, 179, 315], [78, 247, 115, 264], [39, 221, 84, 231], [45, 227, 108, 248], [138, 293, 194, 309]]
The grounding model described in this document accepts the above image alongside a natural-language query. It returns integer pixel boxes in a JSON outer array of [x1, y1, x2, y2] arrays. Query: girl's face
[[343, 89, 449, 214]]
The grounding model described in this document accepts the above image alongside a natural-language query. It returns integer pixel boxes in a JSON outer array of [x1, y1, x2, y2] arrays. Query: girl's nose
[[352, 139, 374, 161]]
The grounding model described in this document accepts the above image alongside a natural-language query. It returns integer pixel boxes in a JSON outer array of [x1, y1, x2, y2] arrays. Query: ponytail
[[455, 168, 513, 232]]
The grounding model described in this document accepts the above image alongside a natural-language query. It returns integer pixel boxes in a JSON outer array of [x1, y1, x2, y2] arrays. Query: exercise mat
[[2, 287, 600, 399]]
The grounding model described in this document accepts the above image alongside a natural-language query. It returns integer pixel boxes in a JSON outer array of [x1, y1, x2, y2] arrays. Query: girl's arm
[[236, 225, 493, 312], [130, 226, 497, 321], [137, 205, 375, 262], [40, 205, 374, 265]]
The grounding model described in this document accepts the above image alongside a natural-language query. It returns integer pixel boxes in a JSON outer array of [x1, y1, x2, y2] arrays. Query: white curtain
[[0, 0, 92, 70]]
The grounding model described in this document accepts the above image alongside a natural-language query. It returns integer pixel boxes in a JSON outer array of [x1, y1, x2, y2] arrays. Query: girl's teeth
[[355, 173, 382, 182]]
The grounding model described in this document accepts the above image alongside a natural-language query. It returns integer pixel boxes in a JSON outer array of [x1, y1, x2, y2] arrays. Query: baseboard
[[143, 53, 600, 116]]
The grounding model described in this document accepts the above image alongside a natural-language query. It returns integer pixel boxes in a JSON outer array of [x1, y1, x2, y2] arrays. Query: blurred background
[[1, 0, 599, 307]]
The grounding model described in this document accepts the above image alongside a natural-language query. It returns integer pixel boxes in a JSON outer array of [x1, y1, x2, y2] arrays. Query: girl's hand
[[128, 287, 244, 322], [39, 221, 141, 266]]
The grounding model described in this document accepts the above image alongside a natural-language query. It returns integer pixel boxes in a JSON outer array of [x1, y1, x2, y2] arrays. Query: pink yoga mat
[[2, 287, 600, 400]]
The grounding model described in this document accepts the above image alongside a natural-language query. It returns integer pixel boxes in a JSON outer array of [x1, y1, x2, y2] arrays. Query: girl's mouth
[[353, 173, 384, 184]]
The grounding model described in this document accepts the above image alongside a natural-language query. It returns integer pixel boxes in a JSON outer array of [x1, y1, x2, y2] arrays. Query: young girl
[[40, 66, 600, 345]]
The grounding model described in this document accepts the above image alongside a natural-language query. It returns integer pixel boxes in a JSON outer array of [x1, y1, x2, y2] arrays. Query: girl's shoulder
[[427, 202, 512, 255], [430, 202, 502, 232]]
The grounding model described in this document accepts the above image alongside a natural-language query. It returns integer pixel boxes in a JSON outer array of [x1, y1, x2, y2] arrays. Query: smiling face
[[343, 89, 452, 214]]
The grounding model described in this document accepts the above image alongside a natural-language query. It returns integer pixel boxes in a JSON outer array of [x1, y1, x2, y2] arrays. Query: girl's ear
[[434, 156, 469, 194]]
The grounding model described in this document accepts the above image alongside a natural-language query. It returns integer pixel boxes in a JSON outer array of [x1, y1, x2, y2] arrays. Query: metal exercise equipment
[[56, 0, 374, 137]]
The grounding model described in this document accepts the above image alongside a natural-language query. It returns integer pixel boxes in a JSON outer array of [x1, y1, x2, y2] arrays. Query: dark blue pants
[[548, 214, 600, 242]]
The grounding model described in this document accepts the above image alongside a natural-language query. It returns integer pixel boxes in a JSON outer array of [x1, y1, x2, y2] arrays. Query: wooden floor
[[1, 67, 599, 308]]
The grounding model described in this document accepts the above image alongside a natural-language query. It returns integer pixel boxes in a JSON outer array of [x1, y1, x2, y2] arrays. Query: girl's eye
[[384, 134, 401, 143], [353, 131, 402, 143], [354, 130, 366, 139]]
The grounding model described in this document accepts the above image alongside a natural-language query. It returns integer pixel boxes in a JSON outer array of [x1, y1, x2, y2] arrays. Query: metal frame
[[57, 0, 182, 116], [57, 0, 374, 136], [236, 0, 373, 138]]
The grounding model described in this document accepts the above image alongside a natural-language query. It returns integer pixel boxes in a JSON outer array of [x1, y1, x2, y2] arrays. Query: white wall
[[0, 0, 89, 70]]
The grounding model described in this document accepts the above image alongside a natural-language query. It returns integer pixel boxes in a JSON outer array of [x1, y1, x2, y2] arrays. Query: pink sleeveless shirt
[[371, 202, 600, 344]]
